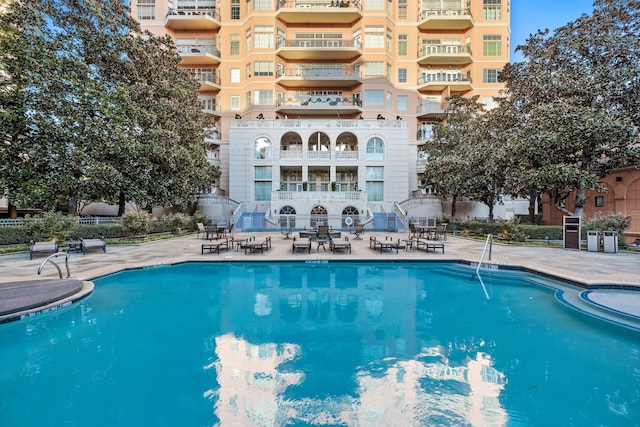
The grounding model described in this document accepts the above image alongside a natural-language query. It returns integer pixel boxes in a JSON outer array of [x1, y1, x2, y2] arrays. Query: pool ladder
[[37, 252, 71, 279], [474, 234, 491, 299]]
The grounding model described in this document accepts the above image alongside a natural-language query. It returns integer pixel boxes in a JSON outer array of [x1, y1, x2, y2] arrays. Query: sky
[[510, 0, 596, 62]]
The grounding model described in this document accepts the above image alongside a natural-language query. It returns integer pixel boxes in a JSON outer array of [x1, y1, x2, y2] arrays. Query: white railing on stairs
[[474, 234, 492, 299]]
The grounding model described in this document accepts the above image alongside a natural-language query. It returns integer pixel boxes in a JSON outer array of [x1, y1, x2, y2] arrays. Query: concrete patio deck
[[1, 232, 639, 326]]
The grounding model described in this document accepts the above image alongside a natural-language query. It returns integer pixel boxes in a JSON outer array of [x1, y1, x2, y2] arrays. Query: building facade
[[131, 0, 511, 229]]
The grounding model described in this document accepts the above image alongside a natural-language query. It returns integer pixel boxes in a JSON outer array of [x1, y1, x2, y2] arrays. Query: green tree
[[500, 0, 640, 217], [423, 96, 484, 218], [0, 0, 218, 216]]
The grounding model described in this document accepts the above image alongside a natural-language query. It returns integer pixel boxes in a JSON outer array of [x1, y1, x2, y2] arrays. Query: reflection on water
[[206, 334, 506, 426], [204, 263, 509, 426]]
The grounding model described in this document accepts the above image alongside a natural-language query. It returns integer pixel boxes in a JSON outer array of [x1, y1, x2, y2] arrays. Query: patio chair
[[352, 223, 364, 240], [434, 223, 448, 241], [408, 222, 418, 239], [196, 223, 207, 239], [29, 240, 59, 260], [80, 237, 107, 255]]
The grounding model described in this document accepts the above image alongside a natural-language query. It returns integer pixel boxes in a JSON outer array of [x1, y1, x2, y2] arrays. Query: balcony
[[417, 75, 472, 93], [187, 68, 221, 91], [276, 0, 362, 24], [200, 97, 221, 116], [418, 8, 473, 31], [273, 190, 366, 202], [277, 38, 361, 61], [276, 66, 361, 89], [275, 97, 362, 116], [233, 118, 406, 131], [416, 101, 448, 120], [418, 44, 472, 66], [176, 45, 220, 65], [165, 8, 221, 31]]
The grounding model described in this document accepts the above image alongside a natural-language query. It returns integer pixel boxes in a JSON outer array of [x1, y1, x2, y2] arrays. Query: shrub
[[520, 225, 563, 240], [122, 211, 154, 237], [496, 218, 529, 241], [583, 212, 633, 235], [0, 225, 30, 245], [23, 211, 78, 241], [163, 213, 192, 233]]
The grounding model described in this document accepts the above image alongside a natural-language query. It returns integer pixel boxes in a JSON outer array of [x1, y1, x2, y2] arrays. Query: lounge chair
[[416, 238, 445, 253], [202, 238, 232, 254], [29, 240, 59, 260], [244, 236, 272, 254], [292, 237, 311, 253], [80, 237, 106, 255], [330, 236, 351, 253]]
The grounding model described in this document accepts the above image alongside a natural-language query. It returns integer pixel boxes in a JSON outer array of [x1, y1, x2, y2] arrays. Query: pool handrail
[[474, 234, 492, 299], [37, 252, 71, 279]]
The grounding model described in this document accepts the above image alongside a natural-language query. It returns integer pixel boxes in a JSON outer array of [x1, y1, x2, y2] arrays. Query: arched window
[[254, 136, 272, 159], [366, 137, 384, 160], [310, 205, 328, 228], [279, 205, 296, 229], [342, 206, 359, 228]]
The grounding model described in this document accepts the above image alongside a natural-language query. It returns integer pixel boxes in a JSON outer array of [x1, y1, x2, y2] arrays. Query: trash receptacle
[[587, 230, 601, 252], [602, 231, 618, 253]]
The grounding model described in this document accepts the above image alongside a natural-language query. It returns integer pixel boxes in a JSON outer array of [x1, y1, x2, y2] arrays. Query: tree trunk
[[528, 189, 537, 224], [574, 187, 586, 218], [68, 197, 78, 216], [118, 191, 126, 216], [450, 195, 457, 218], [488, 202, 494, 223], [8, 201, 17, 219]]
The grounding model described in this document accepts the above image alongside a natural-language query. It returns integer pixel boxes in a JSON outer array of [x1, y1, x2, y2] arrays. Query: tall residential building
[[131, 0, 510, 229]]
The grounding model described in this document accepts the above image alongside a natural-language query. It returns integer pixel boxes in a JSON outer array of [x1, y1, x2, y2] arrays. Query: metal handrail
[[37, 252, 71, 279], [474, 234, 491, 299]]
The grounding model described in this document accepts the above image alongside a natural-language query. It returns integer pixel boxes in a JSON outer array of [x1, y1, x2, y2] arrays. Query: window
[[254, 61, 273, 77], [230, 34, 240, 56], [137, 0, 155, 20], [254, 182, 271, 201], [483, 35, 502, 56], [254, 137, 272, 160], [398, 34, 407, 56], [230, 68, 240, 83], [398, 0, 408, 19], [398, 95, 408, 111], [230, 96, 240, 110], [364, 90, 384, 106], [254, 166, 272, 201], [483, 68, 500, 83], [366, 137, 384, 160], [595, 196, 604, 207], [231, 0, 240, 19], [482, 96, 499, 110], [253, 0, 272, 10], [254, 26, 273, 49], [364, 62, 385, 77], [483, 0, 502, 20], [366, 166, 384, 201], [365, 0, 385, 10], [246, 28, 251, 51], [365, 26, 385, 49], [253, 90, 273, 105], [398, 68, 407, 83]]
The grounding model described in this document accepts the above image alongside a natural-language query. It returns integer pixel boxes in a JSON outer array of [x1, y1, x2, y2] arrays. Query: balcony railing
[[232, 119, 406, 130], [276, 0, 361, 10], [176, 44, 220, 57], [419, 44, 470, 56], [167, 8, 219, 19], [277, 66, 360, 79], [273, 190, 365, 202], [308, 151, 331, 160], [420, 8, 470, 19], [335, 151, 358, 160], [277, 38, 360, 49], [280, 150, 303, 160], [276, 97, 362, 107]]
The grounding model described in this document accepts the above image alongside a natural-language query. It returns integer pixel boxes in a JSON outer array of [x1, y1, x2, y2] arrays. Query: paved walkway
[[1, 232, 639, 324]]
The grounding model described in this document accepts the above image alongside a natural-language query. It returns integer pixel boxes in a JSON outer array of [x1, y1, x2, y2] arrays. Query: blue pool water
[[1, 261, 638, 426]]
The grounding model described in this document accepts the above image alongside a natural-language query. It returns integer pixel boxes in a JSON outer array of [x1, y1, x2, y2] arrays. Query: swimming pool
[[1, 261, 638, 426]]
